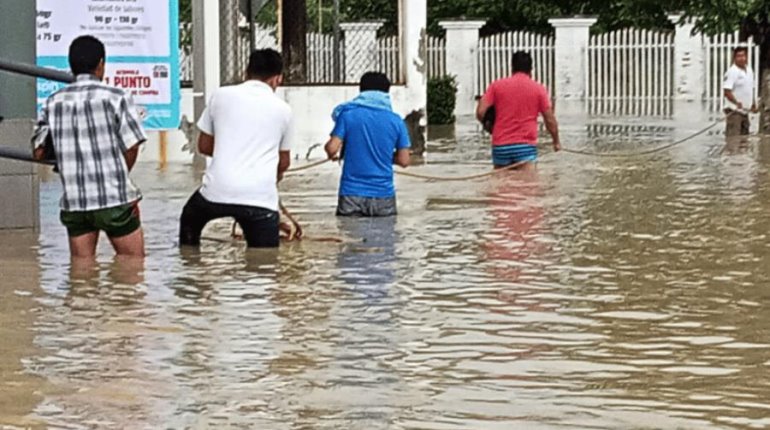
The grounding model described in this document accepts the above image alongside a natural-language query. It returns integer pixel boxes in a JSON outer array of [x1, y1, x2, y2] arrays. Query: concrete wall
[[141, 85, 420, 164], [0, 1, 39, 230]]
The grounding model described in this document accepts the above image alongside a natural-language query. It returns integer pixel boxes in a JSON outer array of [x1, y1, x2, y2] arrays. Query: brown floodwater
[[2, 113, 770, 429]]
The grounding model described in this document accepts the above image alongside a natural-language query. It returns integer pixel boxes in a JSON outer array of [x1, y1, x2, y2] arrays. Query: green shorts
[[60, 202, 141, 238]]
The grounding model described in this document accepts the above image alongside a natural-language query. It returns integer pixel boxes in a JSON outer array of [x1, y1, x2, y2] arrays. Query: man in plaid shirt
[[33, 36, 147, 258]]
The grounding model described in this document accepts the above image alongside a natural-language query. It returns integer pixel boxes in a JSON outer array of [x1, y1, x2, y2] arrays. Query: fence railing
[[180, 24, 404, 85], [588, 28, 675, 116], [426, 35, 446, 79], [704, 32, 760, 112], [477, 31, 555, 96], [377, 35, 402, 84]]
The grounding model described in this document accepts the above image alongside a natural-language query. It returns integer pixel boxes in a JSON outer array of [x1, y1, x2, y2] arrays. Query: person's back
[[325, 72, 411, 217], [488, 74, 549, 146], [200, 81, 291, 209], [179, 49, 293, 248], [476, 51, 560, 169], [337, 105, 406, 198], [32, 35, 147, 258], [43, 79, 143, 210]]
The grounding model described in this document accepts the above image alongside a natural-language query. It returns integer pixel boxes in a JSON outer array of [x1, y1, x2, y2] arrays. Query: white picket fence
[[587, 29, 675, 116], [477, 31, 555, 96], [306, 32, 336, 82], [378, 35, 403, 84], [426, 35, 446, 79], [704, 32, 760, 112], [179, 25, 405, 84]]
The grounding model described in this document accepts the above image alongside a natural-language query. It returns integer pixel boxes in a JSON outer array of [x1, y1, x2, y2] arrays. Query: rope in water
[[559, 112, 734, 158], [286, 158, 331, 172], [394, 160, 528, 181], [283, 112, 737, 180]]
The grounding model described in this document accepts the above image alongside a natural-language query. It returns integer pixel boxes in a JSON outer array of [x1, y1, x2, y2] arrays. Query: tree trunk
[[760, 39, 770, 134], [281, 0, 307, 83]]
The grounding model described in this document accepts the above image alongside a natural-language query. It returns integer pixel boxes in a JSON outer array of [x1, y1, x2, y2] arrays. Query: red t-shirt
[[482, 73, 551, 146]]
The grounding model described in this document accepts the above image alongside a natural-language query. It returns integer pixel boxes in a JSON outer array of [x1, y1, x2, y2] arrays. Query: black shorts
[[179, 191, 280, 248]]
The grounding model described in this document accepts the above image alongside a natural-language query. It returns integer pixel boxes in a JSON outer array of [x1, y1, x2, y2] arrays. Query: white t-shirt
[[197, 80, 292, 212], [723, 64, 755, 110]]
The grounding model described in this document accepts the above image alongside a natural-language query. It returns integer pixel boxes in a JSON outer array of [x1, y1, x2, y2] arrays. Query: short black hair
[[247, 49, 283, 79], [512, 51, 533, 74], [734, 46, 749, 57], [68, 36, 105, 75], [360, 72, 391, 93]]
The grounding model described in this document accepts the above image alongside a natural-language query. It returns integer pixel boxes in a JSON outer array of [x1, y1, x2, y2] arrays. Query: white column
[[549, 17, 597, 100], [669, 14, 705, 102], [340, 21, 384, 83], [440, 20, 485, 117], [399, 0, 427, 116], [192, 0, 221, 121]]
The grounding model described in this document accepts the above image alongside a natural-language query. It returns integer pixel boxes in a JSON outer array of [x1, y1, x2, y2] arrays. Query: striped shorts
[[492, 143, 538, 167]]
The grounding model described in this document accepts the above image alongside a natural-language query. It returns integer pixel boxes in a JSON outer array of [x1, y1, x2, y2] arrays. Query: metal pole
[[0, 146, 54, 166], [248, 0, 256, 52], [0, 58, 74, 83], [332, 0, 340, 82]]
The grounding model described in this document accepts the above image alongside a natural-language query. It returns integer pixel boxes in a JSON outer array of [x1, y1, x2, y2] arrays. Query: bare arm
[[277, 150, 291, 182], [325, 136, 343, 160], [476, 97, 492, 123], [124, 145, 140, 171], [724, 90, 743, 110], [394, 149, 410, 168], [542, 109, 561, 152], [198, 132, 215, 157], [33, 146, 48, 161]]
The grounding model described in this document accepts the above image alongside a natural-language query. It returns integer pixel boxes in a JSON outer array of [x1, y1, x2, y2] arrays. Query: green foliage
[[428, 0, 676, 35], [428, 76, 457, 125]]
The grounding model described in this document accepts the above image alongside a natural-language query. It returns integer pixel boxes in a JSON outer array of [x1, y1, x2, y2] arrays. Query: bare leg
[[69, 232, 99, 258], [109, 228, 146, 257]]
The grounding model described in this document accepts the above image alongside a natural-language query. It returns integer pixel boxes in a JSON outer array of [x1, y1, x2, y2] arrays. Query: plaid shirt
[[33, 74, 147, 212]]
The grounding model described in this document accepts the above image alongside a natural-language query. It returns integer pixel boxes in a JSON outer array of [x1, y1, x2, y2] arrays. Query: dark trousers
[[336, 195, 397, 217], [179, 191, 279, 248], [726, 111, 750, 137]]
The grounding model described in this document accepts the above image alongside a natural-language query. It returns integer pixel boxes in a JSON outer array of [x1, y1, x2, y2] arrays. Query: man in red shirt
[[476, 51, 561, 170]]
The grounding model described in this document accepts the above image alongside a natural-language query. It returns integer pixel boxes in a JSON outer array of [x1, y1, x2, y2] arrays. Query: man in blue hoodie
[[325, 72, 411, 217]]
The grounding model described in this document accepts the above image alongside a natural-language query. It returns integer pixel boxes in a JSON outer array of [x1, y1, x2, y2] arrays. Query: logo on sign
[[153, 65, 169, 79]]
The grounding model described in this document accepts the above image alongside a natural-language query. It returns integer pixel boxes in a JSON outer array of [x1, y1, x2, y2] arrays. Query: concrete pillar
[[440, 20, 485, 117], [341, 21, 384, 83], [192, 0, 221, 122], [549, 17, 597, 100], [0, 1, 39, 230], [669, 14, 705, 102], [401, 0, 428, 116]]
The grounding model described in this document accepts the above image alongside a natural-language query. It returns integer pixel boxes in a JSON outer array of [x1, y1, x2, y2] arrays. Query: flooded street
[[2, 112, 770, 429]]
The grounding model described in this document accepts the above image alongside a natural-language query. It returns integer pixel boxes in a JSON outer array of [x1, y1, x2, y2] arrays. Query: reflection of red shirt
[[484, 177, 545, 282], [482, 73, 551, 146]]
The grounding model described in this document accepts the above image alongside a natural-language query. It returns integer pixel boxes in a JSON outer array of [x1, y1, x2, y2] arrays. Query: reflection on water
[[2, 109, 770, 428]]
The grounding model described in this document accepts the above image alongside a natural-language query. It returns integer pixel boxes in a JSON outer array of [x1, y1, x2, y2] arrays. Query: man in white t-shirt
[[179, 49, 292, 248], [723, 46, 757, 138]]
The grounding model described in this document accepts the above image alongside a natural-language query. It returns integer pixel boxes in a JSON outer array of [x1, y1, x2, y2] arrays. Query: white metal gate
[[587, 29, 675, 116], [477, 31, 555, 96]]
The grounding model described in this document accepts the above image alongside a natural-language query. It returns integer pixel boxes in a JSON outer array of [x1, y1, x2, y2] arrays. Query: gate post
[[669, 14, 705, 102], [440, 20, 486, 118], [549, 17, 597, 100], [0, 1, 39, 230]]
